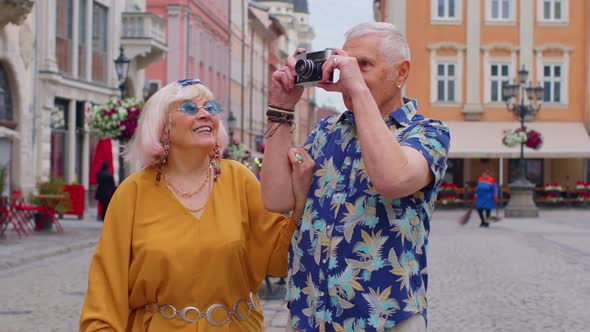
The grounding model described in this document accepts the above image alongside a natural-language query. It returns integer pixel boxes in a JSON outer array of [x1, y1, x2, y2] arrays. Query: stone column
[[71, 0, 79, 78], [166, 5, 182, 83], [40, 0, 57, 71], [67, 99, 76, 183], [520, 0, 534, 69], [462, 0, 483, 120]]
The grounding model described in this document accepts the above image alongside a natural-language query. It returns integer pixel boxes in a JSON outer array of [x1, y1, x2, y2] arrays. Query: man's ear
[[397, 60, 410, 87]]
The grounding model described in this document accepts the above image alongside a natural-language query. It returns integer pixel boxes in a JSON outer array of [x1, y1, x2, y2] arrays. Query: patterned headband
[[176, 78, 202, 91]]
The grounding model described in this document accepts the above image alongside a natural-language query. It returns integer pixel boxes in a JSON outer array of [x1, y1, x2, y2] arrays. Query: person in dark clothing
[[95, 161, 116, 221]]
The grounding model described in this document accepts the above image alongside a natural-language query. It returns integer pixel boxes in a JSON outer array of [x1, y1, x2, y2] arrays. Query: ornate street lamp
[[502, 65, 544, 217], [113, 46, 130, 182], [114, 47, 130, 100]]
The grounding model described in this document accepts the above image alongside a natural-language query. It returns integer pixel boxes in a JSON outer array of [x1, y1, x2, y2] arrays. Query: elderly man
[[262, 22, 450, 331]]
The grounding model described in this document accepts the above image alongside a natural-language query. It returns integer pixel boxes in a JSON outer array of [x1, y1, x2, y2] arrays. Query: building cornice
[[481, 43, 520, 52], [427, 42, 466, 51], [534, 44, 574, 53]]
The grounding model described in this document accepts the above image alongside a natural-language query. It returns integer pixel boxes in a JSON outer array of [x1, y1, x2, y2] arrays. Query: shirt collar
[[338, 97, 418, 128]]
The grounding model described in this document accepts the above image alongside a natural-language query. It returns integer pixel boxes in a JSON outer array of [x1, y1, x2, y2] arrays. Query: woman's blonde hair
[[126, 80, 229, 168]]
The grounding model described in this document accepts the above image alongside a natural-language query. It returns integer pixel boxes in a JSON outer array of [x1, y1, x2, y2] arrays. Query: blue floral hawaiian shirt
[[285, 98, 450, 331]]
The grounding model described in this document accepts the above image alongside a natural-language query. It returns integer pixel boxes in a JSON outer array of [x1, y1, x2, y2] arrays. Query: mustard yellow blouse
[[80, 160, 297, 331]]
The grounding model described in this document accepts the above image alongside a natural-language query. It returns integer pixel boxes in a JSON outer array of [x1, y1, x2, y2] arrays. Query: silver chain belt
[[144, 291, 259, 326]]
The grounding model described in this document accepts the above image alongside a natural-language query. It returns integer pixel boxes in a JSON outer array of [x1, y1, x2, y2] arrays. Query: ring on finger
[[295, 153, 303, 164]]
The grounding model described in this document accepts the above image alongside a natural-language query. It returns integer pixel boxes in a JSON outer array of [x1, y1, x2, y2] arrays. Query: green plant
[[29, 176, 72, 215]]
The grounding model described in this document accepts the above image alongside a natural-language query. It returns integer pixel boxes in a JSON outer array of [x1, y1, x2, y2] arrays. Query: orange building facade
[[375, 0, 590, 190]]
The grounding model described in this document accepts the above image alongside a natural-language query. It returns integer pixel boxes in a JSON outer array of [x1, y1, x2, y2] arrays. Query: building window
[[486, 0, 514, 22], [538, 0, 568, 23], [78, 0, 87, 78], [542, 64, 563, 103], [431, 0, 462, 23], [435, 63, 457, 102], [56, 0, 73, 75], [92, 2, 108, 83], [0, 65, 13, 123], [489, 63, 510, 102]]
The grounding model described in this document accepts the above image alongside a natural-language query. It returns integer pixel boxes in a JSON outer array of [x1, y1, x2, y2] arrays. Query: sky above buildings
[[308, 0, 374, 112]]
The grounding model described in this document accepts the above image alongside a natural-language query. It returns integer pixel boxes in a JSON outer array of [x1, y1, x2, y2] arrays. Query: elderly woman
[[80, 78, 313, 331]]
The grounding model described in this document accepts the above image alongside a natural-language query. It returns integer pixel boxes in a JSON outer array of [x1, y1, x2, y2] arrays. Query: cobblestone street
[[1, 210, 589, 331]]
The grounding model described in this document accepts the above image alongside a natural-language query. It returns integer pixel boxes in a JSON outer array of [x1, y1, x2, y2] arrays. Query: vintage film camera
[[294, 49, 335, 87]]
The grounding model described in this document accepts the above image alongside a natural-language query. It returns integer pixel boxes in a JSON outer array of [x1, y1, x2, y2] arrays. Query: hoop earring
[[209, 144, 222, 180], [156, 116, 172, 184]]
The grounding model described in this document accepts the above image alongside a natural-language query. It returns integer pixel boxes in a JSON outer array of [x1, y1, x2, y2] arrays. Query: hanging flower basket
[[502, 127, 543, 150], [87, 97, 144, 141], [525, 129, 543, 150]]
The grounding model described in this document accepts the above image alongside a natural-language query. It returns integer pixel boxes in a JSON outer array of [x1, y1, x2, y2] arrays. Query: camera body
[[294, 49, 335, 87]]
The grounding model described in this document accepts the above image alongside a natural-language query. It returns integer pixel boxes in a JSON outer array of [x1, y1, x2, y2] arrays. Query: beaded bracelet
[[266, 109, 294, 120], [268, 104, 295, 113]]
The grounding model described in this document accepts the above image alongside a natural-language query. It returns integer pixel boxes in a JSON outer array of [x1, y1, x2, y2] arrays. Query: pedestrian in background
[[474, 168, 498, 228], [94, 160, 115, 221], [80, 78, 314, 331], [263, 22, 450, 332]]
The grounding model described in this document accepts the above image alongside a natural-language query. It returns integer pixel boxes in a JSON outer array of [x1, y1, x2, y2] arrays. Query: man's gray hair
[[344, 22, 411, 64]]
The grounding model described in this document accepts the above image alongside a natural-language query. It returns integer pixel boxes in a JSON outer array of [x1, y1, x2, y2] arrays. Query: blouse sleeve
[[243, 166, 298, 280], [79, 179, 137, 331]]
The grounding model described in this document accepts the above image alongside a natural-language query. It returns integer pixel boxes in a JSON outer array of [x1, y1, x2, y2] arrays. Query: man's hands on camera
[[317, 48, 369, 99], [269, 48, 308, 110]]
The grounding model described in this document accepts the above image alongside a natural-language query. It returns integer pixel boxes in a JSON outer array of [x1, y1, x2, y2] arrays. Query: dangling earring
[[156, 115, 172, 184], [209, 144, 222, 180]]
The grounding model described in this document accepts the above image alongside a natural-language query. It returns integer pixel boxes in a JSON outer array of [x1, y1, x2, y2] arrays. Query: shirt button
[[322, 259, 327, 264]]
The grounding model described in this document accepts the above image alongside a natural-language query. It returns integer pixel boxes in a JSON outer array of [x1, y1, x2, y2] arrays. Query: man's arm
[[352, 89, 450, 199], [261, 49, 308, 212], [261, 124, 295, 213]]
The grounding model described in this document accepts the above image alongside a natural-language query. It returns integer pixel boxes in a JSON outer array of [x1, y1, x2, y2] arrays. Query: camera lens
[[295, 59, 315, 79]]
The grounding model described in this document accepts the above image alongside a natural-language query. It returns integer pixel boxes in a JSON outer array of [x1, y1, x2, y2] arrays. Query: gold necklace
[[164, 166, 211, 198], [185, 171, 213, 213]]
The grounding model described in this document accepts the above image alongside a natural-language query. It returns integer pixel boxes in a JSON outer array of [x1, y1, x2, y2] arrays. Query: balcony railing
[[122, 12, 166, 46], [121, 12, 167, 68]]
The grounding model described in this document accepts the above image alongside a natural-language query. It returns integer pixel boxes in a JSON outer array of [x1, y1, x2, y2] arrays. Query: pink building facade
[[145, 0, 231, 112]]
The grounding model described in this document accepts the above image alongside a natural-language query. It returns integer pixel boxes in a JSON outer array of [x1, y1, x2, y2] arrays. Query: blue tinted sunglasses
[[177, 100, 222, 116]]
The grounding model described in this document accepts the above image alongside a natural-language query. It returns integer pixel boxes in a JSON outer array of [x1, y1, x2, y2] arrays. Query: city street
[[1, 209, 589, 332]]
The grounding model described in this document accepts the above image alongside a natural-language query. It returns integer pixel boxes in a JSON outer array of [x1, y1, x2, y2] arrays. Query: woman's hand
[[269, 48, 307, 109], [287, 147, 314, 221]]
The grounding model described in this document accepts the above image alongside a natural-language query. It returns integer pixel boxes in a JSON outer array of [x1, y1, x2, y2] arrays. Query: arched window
[[0, 65, 13, 124]]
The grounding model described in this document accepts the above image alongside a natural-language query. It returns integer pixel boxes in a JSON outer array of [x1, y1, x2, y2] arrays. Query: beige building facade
[[375, 0, 590, 188], [0, 0, 165, 196], [256, 0, 316, 147]]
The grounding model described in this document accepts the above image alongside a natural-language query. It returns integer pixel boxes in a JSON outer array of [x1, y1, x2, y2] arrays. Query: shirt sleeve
[[242, 165, 298, 280], [80, 179, 136, 332], [399, 119, 451, 191]]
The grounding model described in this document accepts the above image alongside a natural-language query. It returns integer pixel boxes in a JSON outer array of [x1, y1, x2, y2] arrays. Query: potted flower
[[438, 183, 459, 205], [502, 128, 527, 147], [29, 177, 71, 231], [502, 127, 543, 150], [543, 192, 563, 204], [87, 97, 143, 140]]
